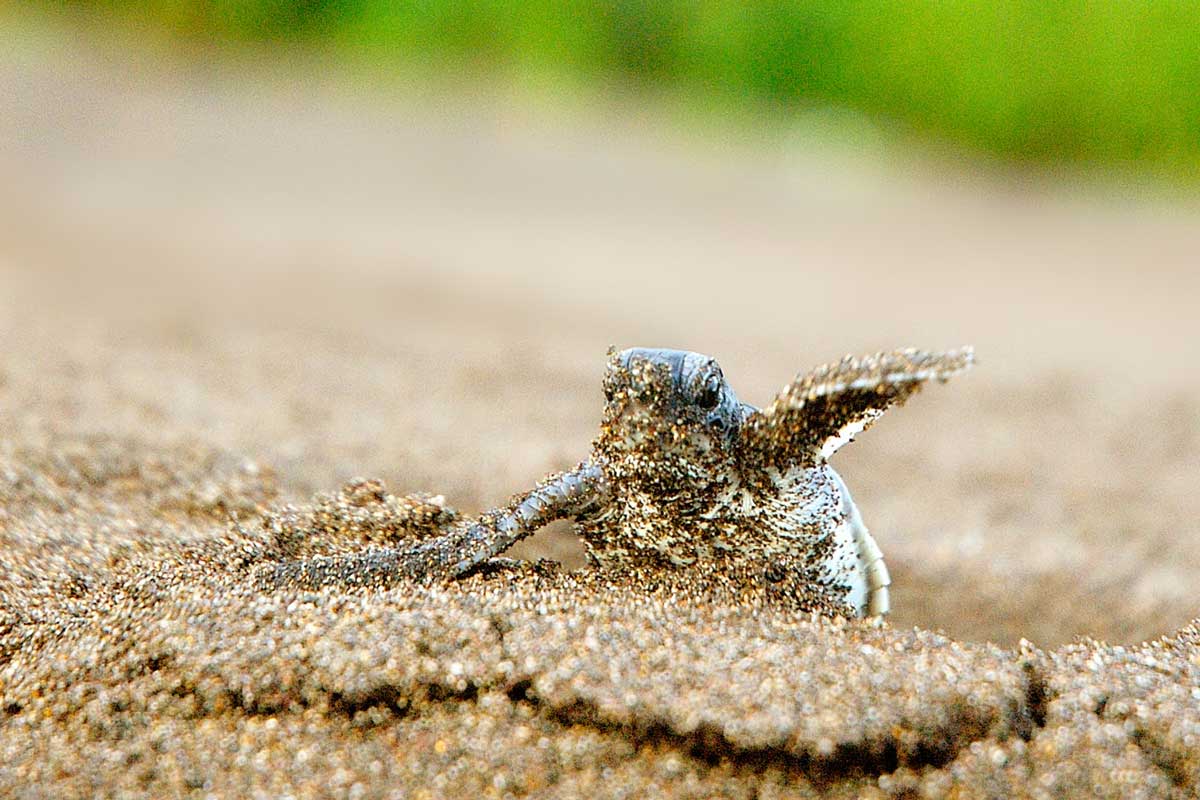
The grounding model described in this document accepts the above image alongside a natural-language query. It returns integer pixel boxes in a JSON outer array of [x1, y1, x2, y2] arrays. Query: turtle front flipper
[[740, 347, 974, 468], [440, 460, 609, 576], [261, 461, 609, 590]]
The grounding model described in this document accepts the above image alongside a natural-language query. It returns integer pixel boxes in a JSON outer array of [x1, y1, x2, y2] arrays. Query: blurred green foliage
[[64, 1, 1200, 175]]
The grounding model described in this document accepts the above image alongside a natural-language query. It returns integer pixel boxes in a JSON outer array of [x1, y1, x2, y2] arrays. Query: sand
[[1, 468, 1197, 798], [2, 23, 1200, 797]]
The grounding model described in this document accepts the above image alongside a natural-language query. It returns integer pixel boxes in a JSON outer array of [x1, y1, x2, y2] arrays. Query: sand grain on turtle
[[263, 346, 974, 616]]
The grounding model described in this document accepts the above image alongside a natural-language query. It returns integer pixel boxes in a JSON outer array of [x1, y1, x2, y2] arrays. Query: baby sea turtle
[[267, 346, 973, 617]]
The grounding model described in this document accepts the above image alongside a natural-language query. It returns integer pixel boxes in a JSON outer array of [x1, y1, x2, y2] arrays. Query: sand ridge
[[1, 456, 1198, 798]]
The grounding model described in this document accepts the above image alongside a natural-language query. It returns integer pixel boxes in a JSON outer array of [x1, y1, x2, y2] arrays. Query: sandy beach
[[2, 30, 1200, 797]]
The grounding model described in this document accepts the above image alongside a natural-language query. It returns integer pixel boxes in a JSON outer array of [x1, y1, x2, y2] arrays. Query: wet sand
[[2, 24, 1200, 797]]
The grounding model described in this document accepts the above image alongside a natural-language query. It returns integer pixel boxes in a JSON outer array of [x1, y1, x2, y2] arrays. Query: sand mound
[[1, 451, 1196, 798]]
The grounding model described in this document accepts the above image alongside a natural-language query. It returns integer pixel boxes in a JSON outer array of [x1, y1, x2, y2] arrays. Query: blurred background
[[2, 3, 1199, 647]]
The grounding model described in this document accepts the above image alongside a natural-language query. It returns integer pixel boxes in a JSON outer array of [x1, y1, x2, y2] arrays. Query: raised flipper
[[261, 461, 609, 590], [740, 348, 973, 468]]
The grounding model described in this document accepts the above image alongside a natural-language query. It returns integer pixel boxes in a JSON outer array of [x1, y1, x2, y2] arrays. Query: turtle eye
[[695, 372, 722, 410]]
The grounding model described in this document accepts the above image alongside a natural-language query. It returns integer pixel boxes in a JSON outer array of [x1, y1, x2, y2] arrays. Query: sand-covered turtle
[[266, 346, 973, 616]]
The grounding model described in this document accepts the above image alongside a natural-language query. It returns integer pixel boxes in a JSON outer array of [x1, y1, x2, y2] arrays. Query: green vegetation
[[59, 1, 1200, 177]]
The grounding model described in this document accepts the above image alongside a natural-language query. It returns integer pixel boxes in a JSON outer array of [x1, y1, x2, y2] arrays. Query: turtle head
[[596, 347, 750, 483]]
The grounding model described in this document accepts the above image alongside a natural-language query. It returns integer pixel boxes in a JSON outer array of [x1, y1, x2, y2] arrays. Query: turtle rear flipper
[[740, 347, 973, 467]]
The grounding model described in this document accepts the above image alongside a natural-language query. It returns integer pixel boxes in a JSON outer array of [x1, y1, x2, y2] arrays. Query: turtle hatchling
[[266, 346, 973, 617]]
